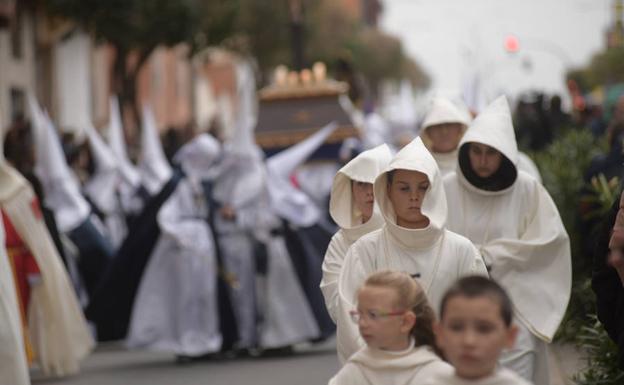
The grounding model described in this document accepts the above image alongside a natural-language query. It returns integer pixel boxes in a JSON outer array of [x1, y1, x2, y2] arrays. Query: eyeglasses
[[349, 309, 406, 323]]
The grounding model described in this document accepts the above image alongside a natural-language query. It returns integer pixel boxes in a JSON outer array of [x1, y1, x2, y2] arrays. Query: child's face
[[436, 295, 517, 380], [355, 285, 414, 351], [387, 169, 430, 229]]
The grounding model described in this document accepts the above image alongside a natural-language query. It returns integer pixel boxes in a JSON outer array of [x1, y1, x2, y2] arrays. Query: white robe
[[431, 151, 458, 178], [126, 178, 221, 356], [443, 95, 571, 343], [329, 340, 452, 385], [321, 144, 392, 321], [0, 209, 30, 385], [422, 368, 533, 385], [336, 137, 488, 363], [0, 167, 94, 377]]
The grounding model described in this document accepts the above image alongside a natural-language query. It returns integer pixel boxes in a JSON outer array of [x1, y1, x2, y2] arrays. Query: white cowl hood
[[374, 137, 447, 249], [419, 97, 469, 177], [29, 96, 90, 232], [456, 95, 519, 193], [139, 104, 173, 195], [173, 134, 221, 180], [329, 144, 392, 242]]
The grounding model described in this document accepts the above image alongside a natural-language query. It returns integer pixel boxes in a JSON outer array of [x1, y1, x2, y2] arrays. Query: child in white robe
[[329, 270, 451, 385], [424, 276, 532, 385], [321, 144, 392, 321], [336, 137, 488, 363]]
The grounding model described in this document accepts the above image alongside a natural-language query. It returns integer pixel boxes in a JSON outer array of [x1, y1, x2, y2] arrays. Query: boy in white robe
[[321, 144, 392, 321], [425, 276, 532, 385], [419, 97, 469, 177], [443, 95, 571, 384], [336, 137, 488, 363], [329, 270, 451, 385]]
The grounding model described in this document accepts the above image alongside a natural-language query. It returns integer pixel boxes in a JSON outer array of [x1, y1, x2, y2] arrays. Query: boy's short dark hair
[[439, 276, 514, 327]]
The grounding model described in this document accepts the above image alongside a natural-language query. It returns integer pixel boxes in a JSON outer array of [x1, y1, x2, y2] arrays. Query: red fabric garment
[[3, 205, 42, 313]]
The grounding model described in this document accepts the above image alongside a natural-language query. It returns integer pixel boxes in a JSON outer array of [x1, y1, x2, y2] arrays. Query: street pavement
[[30, 339, 584, 385]]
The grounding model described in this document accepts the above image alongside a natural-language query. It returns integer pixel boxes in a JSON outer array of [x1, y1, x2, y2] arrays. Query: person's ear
[[400, 311, 416, 333], [505, 323, 519, 349]]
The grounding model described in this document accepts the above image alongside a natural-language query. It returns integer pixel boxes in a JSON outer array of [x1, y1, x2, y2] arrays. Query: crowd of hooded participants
[[12, 57, 624, 384]]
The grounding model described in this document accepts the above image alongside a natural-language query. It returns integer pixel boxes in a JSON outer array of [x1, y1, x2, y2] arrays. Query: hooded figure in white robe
[[126, 134, 223, 356], [29, 96, 113, 299], [419, 97, 469, 177], [0, 148, 94, 377], [443, 95, 571, 384], [321, 144, 392, 321], [336, 137, 488, 363], [422, 367, 532, 385], [84, 123, 128, 249], [329, 339, 451, 385], [266, 121, 340, 339], [139, 104, 173, 196], [106, 96, 144, 216]]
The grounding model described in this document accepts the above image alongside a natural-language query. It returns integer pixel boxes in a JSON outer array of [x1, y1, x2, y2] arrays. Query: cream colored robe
[[0, 207, 30, 385], [321, 144, 392, 321], [336, 137, 488, 363], [443, 95, 571, 343], [0, 166, 94, 377], [422, 368, 533, 385], [329, 340, 452, 385]]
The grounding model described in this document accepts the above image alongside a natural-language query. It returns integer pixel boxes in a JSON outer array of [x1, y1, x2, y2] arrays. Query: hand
[[220, 205, 236, 221], [608, 248, 624, 286]]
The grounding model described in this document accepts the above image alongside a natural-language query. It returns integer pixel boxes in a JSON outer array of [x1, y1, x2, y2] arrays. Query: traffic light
[[504, 35, 519, 53]]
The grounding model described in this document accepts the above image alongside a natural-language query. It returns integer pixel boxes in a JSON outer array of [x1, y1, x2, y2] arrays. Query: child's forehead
[[442, 294, 502, 317]]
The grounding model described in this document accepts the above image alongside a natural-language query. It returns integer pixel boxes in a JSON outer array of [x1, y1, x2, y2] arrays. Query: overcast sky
[[380, 0, 612, 107]]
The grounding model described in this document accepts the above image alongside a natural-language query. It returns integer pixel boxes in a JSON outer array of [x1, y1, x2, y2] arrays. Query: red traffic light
[[504, 35, 519, 53]]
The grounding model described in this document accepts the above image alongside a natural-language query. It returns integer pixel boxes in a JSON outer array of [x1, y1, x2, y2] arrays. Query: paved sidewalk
[[549, 342, 586, 385]]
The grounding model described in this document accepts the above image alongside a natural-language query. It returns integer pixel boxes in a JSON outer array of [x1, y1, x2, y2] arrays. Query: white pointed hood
[[457, 95, 519, 193], [173, 133, 221, 180], [374, 137, 447, 249], [139, 104, 173, 195], [266, 122, 338, 226], [84, 123, 119, 212], [29, 96, 90, 232], [107, 96, 141, 187], [329, 144, 391, 242]]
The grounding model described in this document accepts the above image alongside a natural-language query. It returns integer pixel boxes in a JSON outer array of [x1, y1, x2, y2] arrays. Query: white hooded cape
[[422, 367, 532, 385], [329, 341, 452, 385], [127, 134, 222, 355], [321, 144, 392, 321], [419, 97, 469, 178], [336, 137, 487, 363], [443, 95, 571, 342], [0, 165, 94, 376]]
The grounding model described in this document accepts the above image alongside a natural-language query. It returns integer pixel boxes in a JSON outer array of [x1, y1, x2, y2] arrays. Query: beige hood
[[420, 97, 469, 142], [329, 144, 392, 239], [457, 95, 519, 192], [374, 137, 447, 248]]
